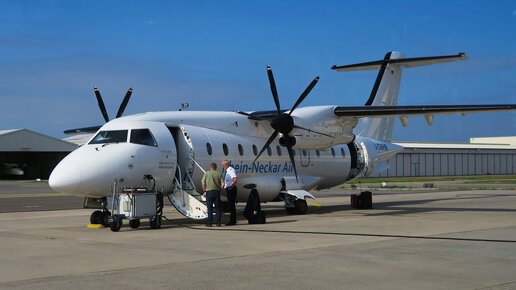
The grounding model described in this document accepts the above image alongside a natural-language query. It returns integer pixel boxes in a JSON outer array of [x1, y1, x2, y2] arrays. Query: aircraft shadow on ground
[[305, 192, 516, 217], [148, 195, 516, 244], [158, 192, 516, 228]]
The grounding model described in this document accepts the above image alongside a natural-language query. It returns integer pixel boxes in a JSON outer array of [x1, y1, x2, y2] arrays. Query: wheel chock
[[87, 224, 103, 229]]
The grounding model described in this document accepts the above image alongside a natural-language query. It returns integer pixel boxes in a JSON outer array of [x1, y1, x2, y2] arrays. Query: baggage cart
[[108, 187, 162, 232]]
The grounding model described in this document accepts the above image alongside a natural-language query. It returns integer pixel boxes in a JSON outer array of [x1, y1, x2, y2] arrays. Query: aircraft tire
[[90, 210, 103, 224], [101, 211, 111, 227], [285, 207, 297, 215], [294, 199, 308, 215], [129, 219, 140, 229]]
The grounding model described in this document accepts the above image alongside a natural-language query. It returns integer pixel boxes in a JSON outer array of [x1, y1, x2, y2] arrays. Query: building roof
[[395, 141, 516, 150], [0, 129, 78, 152], [470, 136, 516, 146]]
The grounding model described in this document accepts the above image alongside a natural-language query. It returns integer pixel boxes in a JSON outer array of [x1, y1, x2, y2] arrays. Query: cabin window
[[302, 150, 307, 157], [266, 146, 272, 156], [331, 148, 336, 157], [89, 130, 128, 144], [129, 129, 157, 147], [222, 143, 229, 156], [340, 147, 345, 157], [238, 144, 244, 156], [316, 150, 320, 157], [276, 145, 282, 156], [252, 144, 258, 156], [206, 143, 213, 155]]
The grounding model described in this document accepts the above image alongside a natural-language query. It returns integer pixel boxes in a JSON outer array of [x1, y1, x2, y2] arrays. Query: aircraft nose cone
[[49, 162, 82, 194]]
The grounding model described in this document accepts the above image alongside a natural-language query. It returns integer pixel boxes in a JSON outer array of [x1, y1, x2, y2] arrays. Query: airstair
[[168, 165, 208, 220]]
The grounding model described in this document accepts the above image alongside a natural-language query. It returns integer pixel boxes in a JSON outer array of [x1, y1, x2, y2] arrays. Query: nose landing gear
[[90, 210, 111, 227]]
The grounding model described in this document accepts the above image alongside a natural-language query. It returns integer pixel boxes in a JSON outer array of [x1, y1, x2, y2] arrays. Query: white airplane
[[49, 51, 515, 227], [1, 163, 25, 176]]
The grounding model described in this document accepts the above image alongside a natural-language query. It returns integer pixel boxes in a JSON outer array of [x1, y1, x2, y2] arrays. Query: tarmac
[[0, 181, 516, 289]]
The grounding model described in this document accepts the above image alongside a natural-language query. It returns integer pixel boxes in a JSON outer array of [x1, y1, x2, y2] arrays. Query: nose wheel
[[90, 210, 111, 227]]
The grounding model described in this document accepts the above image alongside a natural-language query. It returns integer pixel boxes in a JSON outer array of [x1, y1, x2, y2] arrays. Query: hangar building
[[373, 138, 516, 177], [0, 129, 78, 179], [0, 128, 514, 180]]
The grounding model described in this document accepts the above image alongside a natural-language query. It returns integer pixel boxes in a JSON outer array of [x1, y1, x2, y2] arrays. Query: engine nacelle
[[236, 175, 283, 202], [347, 136, 404, 179]]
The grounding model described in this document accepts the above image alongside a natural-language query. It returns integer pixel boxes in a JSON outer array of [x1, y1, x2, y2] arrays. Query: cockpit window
[[89, 130, 128, 144], [130, 129, 157, 147]]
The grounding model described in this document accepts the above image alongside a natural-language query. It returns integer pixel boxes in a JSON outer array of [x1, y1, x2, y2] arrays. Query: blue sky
[[0, 0, 515, 142]]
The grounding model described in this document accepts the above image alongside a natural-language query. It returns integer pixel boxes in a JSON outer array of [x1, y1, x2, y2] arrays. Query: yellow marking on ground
[[308, 201, 321, 207], [0, 193, 69, 199], [87, 224, 103, 229]]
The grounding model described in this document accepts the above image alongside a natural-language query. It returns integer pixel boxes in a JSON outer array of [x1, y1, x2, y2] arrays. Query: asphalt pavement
[[0, 181, 515, 290]]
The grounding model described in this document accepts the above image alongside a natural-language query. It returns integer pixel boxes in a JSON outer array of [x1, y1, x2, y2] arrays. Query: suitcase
[[350, 194, 359, 208], [358, 191, 373, 209], [248, 211, 266, 224]]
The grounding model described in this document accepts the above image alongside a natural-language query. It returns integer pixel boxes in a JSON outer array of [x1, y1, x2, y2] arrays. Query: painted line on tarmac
[[0, 193, 69, 199], [23, 205, 43, 209], [189, 227, 516, 244]]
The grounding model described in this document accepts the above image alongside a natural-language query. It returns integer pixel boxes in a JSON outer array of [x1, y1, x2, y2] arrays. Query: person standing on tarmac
[[201, 162, 223, 227], [221, 160, 238, 225]]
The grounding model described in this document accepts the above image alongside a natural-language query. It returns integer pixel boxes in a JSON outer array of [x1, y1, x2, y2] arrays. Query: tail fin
[[332, 51, 467, 142]]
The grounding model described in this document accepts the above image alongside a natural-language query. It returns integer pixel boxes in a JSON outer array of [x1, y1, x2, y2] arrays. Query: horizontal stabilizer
[[331, 52, 467, 72]]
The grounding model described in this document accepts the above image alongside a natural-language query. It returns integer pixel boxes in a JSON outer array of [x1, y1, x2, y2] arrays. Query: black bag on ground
[[243, 189, 266, 224]]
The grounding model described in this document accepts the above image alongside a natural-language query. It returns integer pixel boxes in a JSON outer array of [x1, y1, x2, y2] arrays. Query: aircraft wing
[[247, 104, 515, 121], [63, 125, 102, 135], [333, 104, 516, 117]]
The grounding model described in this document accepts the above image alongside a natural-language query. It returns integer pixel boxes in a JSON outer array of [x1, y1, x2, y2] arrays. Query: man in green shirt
[[202, 162, 223, 227]]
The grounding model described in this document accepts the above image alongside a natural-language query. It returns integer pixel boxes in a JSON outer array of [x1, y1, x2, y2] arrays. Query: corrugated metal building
[[373, 141, 516, 177], [0, 129, 78, 179]]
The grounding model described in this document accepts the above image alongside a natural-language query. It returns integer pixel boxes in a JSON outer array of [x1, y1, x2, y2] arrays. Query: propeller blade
[[288, 76, 319, 115], [253, 130, 279, 164], [293, 124, 334, 138], [267, 65, 281, 115], [94, 87, 110, 122], [289, 76, 320, 115], [236, 111, 266, 121], [286, 145, 298, 182], [115, 87, 133, 118]]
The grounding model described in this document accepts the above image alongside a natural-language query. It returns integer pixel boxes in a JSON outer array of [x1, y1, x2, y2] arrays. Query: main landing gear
[[283, 195, 308, 215]]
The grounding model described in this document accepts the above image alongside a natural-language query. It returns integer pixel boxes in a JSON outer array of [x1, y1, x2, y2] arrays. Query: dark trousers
[[226, 186, 237, 224], [206, 190, 221, 225]]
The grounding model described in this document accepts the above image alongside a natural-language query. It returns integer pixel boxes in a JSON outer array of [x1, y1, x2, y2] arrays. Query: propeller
[[241, 66, 322, 182], [94, 87, 133, 122]]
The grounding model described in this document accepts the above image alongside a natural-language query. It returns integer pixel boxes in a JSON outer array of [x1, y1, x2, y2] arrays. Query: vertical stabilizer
[[355, 51, 402, 141], [331, 51, 467, 142]]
